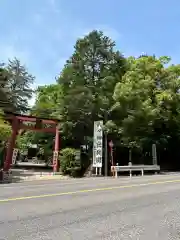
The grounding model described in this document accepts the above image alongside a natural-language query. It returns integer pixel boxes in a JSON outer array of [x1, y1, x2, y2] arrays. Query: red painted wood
[[19, 124, 56, 133], [4, 117, 19, 171], [16, 116, 57, 124], [3, 113, 60, 173], [53, 127, 60, 172]]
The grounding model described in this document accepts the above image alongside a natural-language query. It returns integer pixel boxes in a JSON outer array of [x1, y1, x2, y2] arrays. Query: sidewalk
[[12, 174, 70, 182], [10, 169, 70, 183]]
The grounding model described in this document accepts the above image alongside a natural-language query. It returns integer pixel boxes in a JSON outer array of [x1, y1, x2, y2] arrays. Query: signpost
[[109, 140, 114, 166], [93, 120, 103, 175], [152, 144, 157, 165]]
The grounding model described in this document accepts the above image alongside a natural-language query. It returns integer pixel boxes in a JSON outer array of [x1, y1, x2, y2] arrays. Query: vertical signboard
[[12, 148, 19, 165], [93, 121, 103, 168], [152, 144, 157, 165], [53, 151, 59, 172]]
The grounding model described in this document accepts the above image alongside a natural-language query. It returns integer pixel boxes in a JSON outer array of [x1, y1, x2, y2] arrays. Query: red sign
[[109, 140, 114, 148]]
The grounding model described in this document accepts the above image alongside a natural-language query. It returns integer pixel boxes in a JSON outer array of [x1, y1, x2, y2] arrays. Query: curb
[[11, 175, 70, 183]]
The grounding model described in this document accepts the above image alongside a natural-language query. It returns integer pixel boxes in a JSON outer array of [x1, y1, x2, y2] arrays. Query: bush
[[60, 148, 83, 177], [0, 109, 11, 146]]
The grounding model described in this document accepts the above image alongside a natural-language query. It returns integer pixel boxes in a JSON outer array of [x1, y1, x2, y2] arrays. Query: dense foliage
[[0, 109, 11, 149], [0, 58, 34, 113], [0, 59, 34, 150], [2, 30, 180, 173]]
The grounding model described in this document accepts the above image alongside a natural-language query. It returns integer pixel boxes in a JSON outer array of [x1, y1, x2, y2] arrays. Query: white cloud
[[1, 0, 122, 110], [56, 58, 67, 69], [28, 82, 44, 107], [0, 44, 30, 65], [51, 24, 122, 76], [28, 95, 36, 107], [72, 25, 121, 42], [99, 26, 121, 41], [0, 43, 36, 107], [47, 0, 61, 13], [48, 0, 56, 7]]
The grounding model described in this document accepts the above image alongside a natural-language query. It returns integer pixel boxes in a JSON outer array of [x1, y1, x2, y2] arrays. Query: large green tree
[[0, 64, 15, 112], [0, 64, 8, 88], [4, 58, 35, 113], [29, 31, 180, 170], [32, 84, 63, 119], [106, 55, 180, 164], [0, 109, 11, 146], [57, 30, 127, 144]]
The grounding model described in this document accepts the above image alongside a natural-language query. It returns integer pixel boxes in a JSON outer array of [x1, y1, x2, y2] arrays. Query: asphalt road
[[1, 174, 180, 239]]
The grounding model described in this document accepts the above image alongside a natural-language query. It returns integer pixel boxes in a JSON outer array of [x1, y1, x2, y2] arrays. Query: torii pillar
[[3, 116, 19, 172], [53, 126, 60, 172]]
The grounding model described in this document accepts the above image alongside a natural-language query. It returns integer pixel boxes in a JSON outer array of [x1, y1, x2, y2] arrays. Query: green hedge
[[60, 148, 82, 177]]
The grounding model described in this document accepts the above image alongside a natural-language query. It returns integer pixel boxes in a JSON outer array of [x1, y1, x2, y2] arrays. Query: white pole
[[95, 167, 98, 175]]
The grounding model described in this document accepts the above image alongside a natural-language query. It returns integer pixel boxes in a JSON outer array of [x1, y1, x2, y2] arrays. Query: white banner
[[12, 148, 19, 165], [93, 121, 103, 168]]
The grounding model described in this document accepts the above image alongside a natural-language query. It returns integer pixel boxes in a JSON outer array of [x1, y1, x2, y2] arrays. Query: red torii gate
[[4, 113, 60, 173]]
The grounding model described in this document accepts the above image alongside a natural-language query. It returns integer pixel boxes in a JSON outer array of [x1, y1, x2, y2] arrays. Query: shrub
[[60, 148, 82, 177]]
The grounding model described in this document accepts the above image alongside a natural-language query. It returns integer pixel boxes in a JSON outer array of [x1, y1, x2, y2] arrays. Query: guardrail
[[111, 164, 160, 178]]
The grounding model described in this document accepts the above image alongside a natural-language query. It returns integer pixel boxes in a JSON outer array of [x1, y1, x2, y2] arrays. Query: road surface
[[1, 174, 180, 239]]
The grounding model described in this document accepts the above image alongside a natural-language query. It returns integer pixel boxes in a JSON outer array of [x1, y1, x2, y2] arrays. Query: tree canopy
[[0, 58, 35, 113], [2, 30, 180, 170], [0, 58, 35, 148]]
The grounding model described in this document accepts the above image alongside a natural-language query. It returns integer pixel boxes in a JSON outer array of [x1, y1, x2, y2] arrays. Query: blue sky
[[1, 0, 180, 93]]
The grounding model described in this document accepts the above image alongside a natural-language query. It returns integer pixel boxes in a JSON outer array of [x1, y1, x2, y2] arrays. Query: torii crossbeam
[[4, 112, 60, 172]]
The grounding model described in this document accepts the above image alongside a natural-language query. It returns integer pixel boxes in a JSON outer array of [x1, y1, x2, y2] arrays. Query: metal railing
[[111, 164, 160, 178]]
